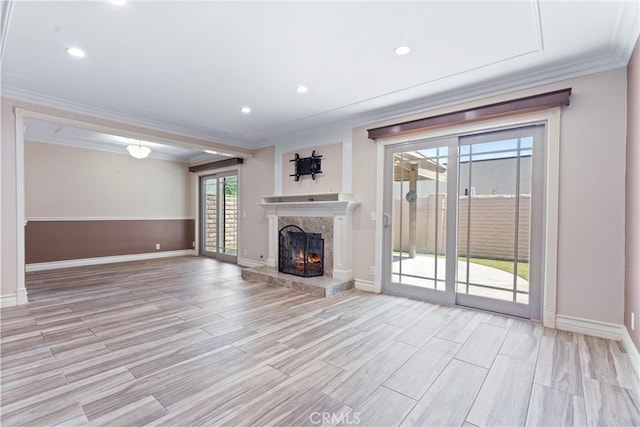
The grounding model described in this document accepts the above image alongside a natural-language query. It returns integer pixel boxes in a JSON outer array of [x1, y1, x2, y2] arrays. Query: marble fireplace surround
[[260, 193, 360, 281], [278, 217, 333, 278]]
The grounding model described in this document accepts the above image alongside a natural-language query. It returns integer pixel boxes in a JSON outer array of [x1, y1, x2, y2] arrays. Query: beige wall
[[281, 143, 342, 195], [25, 141, 195, 220], [625, 37, 640, 351], [25, 141, 192, 219], [241, 145, 274, 263], [352, 67, 628, 325]]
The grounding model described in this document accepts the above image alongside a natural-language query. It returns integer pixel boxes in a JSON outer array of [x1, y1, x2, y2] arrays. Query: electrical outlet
[[155, 243, 160, 250], [370, 212, 376, 221], [632, 312, 636, 331], [369, 266, 375, 276]]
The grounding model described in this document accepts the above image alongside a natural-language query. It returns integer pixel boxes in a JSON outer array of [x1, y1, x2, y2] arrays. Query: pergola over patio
[[394, 151, 447, 258]]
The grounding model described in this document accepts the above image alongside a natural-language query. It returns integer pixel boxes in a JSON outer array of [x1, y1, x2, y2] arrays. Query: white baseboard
[[238, 257, 266, 268], [355, 279, 377, 293], [25, 250, 196, 272], [555, 314, 623, 340], [17, 287, 28, 305], [621, 327, 640, 380], [556, 314, 640, 378], [543, 310, 556, 328], [0, 294, 18, 308]]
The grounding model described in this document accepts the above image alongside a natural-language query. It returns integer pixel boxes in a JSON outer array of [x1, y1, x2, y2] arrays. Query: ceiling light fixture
[[204, 150, 218, 154], [240, 106, 251, 114], [66, 47, 86, 58], [110, 0, 127, 5], [394, 45, 411, 56], [296, 86, 308, 93], [126, 141, 151, 159]]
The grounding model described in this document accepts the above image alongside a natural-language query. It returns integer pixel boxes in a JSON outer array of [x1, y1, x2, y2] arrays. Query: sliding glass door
[[383, 125, 544, 319], [384, 137, 458, 306], [200, 171, 238, 264]]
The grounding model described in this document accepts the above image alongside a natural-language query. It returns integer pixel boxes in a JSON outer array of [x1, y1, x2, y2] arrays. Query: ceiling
[[2, 1, 639, 154]]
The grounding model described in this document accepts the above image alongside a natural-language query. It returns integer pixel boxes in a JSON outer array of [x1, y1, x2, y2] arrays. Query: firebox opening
[[278, 225, 324, 278]]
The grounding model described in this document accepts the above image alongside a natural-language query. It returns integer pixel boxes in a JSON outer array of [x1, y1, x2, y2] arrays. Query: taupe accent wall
[[26, 220, 195, 263], [625, 37, 640, 351]]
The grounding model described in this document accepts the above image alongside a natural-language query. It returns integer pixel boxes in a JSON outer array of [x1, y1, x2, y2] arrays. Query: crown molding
[[1, 85, 255, 150], [361, 52, 629, 130], [611, 0, 640, 61], [255, 48, 632, 152], [0, 0, 14, 62]]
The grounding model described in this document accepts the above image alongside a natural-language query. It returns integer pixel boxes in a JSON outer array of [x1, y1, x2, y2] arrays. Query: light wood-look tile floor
[[1, 256, 639, 426]]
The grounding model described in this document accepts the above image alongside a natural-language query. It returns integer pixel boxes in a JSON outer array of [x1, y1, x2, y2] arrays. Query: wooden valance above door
[[367, 88, 571, 140]]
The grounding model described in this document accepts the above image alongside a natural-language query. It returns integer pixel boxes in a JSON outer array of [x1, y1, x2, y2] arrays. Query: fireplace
[[261, 193, 360, 281], [279, 225, 324, 277]]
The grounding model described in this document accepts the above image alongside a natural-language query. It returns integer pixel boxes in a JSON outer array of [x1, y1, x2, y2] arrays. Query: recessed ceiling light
[[296, 86, 308, 94], [240, 106, 251, 114], [66, 47, 86, 58], [394, 46, 411, 56], [204, 150, 218, 155], [110, 1, 127, 5]]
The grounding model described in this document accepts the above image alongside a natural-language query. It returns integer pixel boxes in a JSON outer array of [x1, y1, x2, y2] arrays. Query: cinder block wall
[[393, 194, 531, 260]]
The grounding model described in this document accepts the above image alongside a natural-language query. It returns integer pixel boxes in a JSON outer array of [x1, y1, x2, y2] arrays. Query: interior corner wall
[[351, 67, 628, 325], [24, 141, 194, 263], [281, 143, 342, 195], [625, 37, 640, 351], [240, 145, 275, 263], [1, 98, 18, 299]]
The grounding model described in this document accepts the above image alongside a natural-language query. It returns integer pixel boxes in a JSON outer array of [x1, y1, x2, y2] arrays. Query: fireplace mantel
[[260, 193, 360, 281], [260, 193, 360, 217]]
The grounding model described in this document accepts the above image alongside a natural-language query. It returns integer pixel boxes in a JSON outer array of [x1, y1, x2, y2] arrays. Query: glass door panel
[[220, 174, 238, 259], [200, 171, 238, 264], [201, 176, 218, 256], [384, 139, 457, 305], [456, 127, 542, 318]]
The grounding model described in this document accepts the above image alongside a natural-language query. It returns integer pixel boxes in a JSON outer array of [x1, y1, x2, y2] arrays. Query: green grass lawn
[[462, 257, 529, 281]]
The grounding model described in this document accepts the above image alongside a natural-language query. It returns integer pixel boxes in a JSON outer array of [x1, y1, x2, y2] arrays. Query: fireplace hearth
[[279, 225, 324, 278]]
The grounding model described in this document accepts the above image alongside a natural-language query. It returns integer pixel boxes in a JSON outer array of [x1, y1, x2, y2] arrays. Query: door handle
[[383, 213, 391, 227]]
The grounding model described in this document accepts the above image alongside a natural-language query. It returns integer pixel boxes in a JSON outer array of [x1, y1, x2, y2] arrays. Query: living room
[[1, 1, 639, 425]]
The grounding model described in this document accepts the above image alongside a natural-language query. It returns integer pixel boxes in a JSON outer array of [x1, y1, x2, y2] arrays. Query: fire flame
[[293, 249, 322, 271]]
